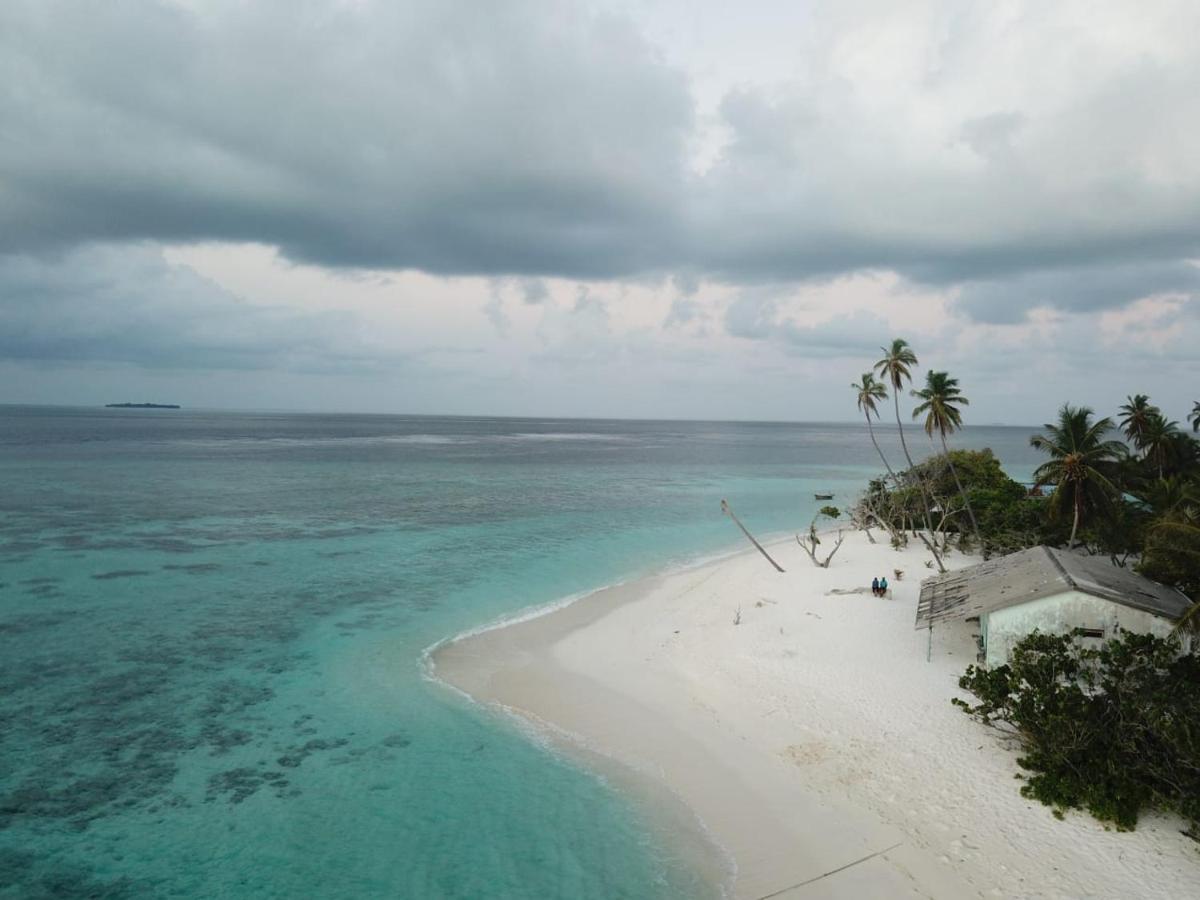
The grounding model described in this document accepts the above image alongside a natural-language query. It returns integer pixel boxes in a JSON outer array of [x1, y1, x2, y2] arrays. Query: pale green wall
[[982, 590, 1182, 668]]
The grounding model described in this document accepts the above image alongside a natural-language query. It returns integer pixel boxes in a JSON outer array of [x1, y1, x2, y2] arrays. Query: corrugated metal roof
[[914, 546, 1192, 629]]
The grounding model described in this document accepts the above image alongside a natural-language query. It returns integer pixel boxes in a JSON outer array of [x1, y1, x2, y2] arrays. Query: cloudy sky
[[2, 0, 1198, 424]]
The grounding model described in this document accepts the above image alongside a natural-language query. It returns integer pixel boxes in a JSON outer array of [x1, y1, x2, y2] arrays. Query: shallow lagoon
[[0, 408, 1039, 897]]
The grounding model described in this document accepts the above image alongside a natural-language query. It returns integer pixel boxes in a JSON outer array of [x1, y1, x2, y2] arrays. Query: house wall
[[982, 591, 1184, 668]]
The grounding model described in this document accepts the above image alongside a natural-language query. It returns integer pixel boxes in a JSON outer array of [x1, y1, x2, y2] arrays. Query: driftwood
[[721, 499, 785, 573]]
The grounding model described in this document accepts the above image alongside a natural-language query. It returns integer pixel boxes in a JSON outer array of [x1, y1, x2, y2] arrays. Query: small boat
[[814, 492, 834, 500]]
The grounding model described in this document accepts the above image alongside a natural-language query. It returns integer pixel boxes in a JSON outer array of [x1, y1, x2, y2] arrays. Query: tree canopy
[[849, 343, 1200, 624]]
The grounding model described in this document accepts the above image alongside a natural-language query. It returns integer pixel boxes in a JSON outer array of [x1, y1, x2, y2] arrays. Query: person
[[879, 575, 889, 597], [871, 576, 879, 596]]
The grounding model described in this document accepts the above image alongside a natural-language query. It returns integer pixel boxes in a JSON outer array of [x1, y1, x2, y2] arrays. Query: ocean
[[0, 407, 1042, 898]]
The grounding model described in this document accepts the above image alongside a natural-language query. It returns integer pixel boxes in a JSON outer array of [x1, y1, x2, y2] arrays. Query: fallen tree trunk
[[721, 499, 785, 573]]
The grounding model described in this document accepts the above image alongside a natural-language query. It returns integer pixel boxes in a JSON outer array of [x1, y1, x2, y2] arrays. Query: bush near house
[[953, 629, 1200, 838]]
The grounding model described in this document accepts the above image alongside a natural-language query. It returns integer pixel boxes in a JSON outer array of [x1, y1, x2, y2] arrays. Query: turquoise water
[[0, 408, 1040, 898]]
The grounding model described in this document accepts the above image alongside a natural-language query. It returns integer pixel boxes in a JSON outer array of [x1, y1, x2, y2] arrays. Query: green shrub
[[953, 630, 1200, 837]]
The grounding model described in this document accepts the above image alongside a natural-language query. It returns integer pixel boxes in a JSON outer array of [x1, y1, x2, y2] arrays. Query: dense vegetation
[[850, 341, 1200, 836], [850, 339, 1200, 625], [954, 630, 1200, 838]]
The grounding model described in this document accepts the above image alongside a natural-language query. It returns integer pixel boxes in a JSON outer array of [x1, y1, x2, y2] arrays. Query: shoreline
[[431, 530, 1200, 899], [418, 530, 800, 706], [429, 573, 742, 897]]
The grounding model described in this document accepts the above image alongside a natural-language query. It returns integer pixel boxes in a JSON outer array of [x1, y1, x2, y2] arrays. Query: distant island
[[105, 403, 181, 409]]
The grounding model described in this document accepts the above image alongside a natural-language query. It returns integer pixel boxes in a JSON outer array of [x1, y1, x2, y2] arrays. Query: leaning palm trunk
[[893, 392, 944, 572], [893, 391, 918, 472], [864, 414, 900, 484], [720, 499, 785, 573], [940, 431, 982, 551]]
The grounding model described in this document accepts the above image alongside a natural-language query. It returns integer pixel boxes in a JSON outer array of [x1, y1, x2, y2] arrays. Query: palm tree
[[1029, 405, 1126, 549], [911, 370, 981, 548], [851, 372, 898, 482], [1140, 485, 1200, 632], [1167, 430, 1200, 474], [1137, 475, 1200, 520], [1141, 411, 1180, 480], [1190, 400, 1200, 433], [1118, 394, 1157, 451], [874, 339, 943, 570], [873, 339, 920, 471]]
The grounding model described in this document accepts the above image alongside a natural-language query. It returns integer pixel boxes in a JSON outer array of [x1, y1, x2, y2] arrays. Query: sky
[[1, 0, 1198, 424]]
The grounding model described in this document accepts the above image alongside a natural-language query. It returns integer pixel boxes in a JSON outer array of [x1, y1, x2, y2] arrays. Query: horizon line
[[0, 402, 1037, 429]]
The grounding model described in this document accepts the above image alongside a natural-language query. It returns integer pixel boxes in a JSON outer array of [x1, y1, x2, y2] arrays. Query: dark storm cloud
[[1, 0, 1199, 321], [0, 245, 375, 371], [0, 0, 692, 276]]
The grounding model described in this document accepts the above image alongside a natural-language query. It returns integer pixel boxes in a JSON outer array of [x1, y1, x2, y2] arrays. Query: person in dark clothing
[[871, 576, 880, 596]]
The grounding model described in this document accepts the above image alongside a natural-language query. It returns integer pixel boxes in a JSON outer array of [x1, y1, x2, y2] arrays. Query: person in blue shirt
[[871, 576, 880, 596], [879, 576, 889, 597]]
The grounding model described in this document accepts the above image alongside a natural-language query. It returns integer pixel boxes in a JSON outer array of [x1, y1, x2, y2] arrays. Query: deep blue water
[[0, 407, 1041, 898]]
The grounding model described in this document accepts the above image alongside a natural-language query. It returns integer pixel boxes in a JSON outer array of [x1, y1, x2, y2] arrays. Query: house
[[915, 546, 1193, 667]]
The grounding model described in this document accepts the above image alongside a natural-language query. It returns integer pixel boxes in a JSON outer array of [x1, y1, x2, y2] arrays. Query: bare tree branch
[[797, 523, 845, 568]]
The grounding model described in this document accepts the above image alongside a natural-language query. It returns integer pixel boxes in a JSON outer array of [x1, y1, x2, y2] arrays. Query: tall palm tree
[[1140, 485, 1200, 633], [873, 339, 920, 471], [1166, 430, 1200, 474], [851, 372, 898, 482], [874, 339, 942, 570], [1141, 411, 1180, 480], [1118, 394, 1157, 451], [911, 370, 981, 547], [1029, 405, 1126, 549], [1190, 400, 1200, 433]]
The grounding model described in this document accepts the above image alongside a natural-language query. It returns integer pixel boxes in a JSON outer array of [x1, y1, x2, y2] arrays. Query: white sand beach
[[434, 530, 1200, 899]]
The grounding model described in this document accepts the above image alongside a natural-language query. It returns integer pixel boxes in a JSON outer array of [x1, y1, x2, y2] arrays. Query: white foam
[[504, 432, 631, 442], [378, 434, 460, 445], [420, 586, 605, 687]]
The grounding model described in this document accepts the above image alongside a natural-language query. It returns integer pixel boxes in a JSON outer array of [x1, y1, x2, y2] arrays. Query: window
[[1077, 627, 1104, 639]]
